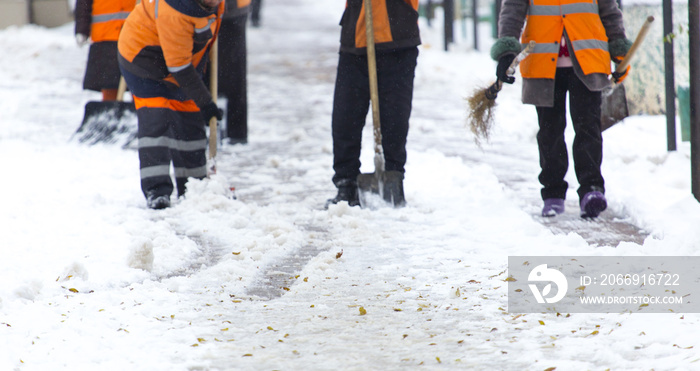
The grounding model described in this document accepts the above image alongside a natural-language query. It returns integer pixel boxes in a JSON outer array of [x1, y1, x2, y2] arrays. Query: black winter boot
[[325, 179, 360, 208], [382, 170, 406, 207], [146, 192, 171, 210]]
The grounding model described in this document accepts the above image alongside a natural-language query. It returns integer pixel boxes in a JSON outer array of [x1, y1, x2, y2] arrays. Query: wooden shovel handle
[[116, 76, 127, 102], [364, 0, 383, 159], [208, 39, 218, 160], [616, 16, 654, 73]]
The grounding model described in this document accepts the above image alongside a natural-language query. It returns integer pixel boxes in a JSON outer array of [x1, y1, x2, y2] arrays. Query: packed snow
[[2, 0, 700, 369]]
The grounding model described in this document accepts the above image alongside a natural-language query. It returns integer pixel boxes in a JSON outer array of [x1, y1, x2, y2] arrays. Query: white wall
[[0, 0, 73, 29]]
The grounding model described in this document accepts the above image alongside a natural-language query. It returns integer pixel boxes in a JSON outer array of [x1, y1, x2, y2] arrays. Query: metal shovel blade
[[357, 170, 406, 209], [74, 101, 137, 145], [600, 83, 629, 132]]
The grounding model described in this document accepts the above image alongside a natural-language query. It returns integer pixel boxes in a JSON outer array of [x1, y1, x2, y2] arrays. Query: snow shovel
[[601, 16, 655, 131], [356, 0, 405, 208], [74, 76, 137, 145]]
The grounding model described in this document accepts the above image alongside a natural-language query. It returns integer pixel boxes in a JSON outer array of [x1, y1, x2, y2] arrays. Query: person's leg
[[251, 0, 262, 27], [375, 47, 418, 175], [536, 68, 571, 202], [169, 106, 208, 197], [373, 47, 418, 206], [328, 52, 370, 206], [568, 73, 605, 199], [120, 66, 192, 209], [101, 89, 118, 101], [332, 52, 370, 186], [568, 69, 606, 217], [218, 15, 248, 143], [135, 103, 175, 208]]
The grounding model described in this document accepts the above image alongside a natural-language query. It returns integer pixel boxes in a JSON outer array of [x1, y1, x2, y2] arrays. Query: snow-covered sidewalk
[[2, 0, 700, 369]]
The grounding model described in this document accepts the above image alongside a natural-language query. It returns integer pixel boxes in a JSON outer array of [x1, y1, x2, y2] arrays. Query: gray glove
[[76, 34, 89, 47]]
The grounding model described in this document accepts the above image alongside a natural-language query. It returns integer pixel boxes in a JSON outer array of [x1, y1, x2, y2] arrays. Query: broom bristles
[[466, 85, 497, 145]]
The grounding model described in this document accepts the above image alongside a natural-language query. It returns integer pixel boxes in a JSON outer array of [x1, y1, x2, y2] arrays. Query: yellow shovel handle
[[616, 16, 654, 73], [364, 0, 383, 162], [208, 39, 218, 161]]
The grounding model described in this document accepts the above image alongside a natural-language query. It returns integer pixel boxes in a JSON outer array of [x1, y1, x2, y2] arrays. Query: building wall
[[0, 0, 73, 29]]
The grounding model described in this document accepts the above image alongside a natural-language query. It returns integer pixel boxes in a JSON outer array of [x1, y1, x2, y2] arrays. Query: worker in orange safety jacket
[[491, 0, 632, 219], [118, 0, 224, 209], [326, 0, 421, 208], [75, 0, 136, 100]]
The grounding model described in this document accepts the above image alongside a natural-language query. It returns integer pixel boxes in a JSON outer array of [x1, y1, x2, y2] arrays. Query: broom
[[467, 40, 535, 144]]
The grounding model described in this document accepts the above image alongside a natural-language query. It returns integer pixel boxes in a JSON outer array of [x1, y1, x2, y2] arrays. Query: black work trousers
[[137, 107, 207, 198], [331, 47, 418, 186], [120, 66, 208, 200], [535, 67, 604, 201], [218, 15, 248, 141], [251, 0, 262, 26]]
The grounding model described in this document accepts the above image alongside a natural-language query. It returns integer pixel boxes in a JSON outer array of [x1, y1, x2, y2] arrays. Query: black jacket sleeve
[[74, 0, 93, 36], [171, 64, 213, 108]]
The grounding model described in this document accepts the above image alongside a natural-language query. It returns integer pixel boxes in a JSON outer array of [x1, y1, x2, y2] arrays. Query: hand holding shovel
[[601, 16, 655, 131]]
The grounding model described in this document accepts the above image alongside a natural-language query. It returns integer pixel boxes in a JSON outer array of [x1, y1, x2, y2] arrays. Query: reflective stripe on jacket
[[91, 0, 136, 41], [74, 0, 136, 41], [117, 0, 223, 85], [339, 0, 421, 54], [520, 0, 611, 79]]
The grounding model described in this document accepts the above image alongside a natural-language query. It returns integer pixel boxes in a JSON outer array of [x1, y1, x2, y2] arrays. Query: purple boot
[[580, 191, 607, 218], [542, 198, 565, 217]]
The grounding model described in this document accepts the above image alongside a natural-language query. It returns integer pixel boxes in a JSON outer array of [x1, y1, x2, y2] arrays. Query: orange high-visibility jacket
[[339, 0, 421, 54], [520, 0, 612, 79], [118, 0, 223, 85], [74, 0, 136, 41], [91, 0, 136, 41]]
